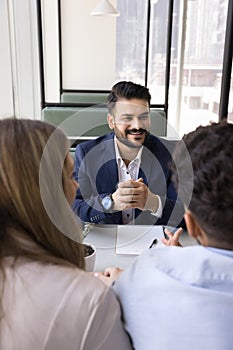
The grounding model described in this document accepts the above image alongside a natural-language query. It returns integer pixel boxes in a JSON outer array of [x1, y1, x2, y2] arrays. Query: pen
[[148, 238, 158, 249]]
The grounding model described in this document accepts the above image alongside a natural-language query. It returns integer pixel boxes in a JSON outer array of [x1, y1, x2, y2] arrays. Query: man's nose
[[131, 118, 141, 129]]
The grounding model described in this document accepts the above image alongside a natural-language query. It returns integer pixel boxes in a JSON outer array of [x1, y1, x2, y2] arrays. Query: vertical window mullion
[[219, 0, 233, 120], [145, 0, 151, 86]]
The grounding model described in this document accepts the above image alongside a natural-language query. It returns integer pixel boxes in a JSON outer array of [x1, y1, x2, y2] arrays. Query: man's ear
[[185, 210, 210, 246], [107, 113, 114, 130], [184, 210, 202, 239]]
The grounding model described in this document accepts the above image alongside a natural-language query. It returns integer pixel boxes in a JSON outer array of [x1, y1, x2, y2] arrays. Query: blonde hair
[[0, 118, 85, 269]]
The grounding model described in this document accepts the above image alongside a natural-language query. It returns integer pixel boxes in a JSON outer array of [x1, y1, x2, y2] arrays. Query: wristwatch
[[101, 195, 114, 212]]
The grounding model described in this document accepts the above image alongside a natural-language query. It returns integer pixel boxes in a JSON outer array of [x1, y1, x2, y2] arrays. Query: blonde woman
[[0, 118, 132, 350]]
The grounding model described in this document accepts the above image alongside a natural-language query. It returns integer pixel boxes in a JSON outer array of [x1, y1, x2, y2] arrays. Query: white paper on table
[[115, 225, 165, 255]]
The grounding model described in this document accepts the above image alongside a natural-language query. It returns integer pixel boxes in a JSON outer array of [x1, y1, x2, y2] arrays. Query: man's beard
[[115, 128, 149, 148]]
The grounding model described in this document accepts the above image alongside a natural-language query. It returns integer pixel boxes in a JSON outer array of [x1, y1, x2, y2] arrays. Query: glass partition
[[38, 0, 232, 136]]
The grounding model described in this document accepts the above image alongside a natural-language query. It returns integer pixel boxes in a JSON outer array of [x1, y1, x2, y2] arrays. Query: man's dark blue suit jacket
[[72, 132, 184, 226]]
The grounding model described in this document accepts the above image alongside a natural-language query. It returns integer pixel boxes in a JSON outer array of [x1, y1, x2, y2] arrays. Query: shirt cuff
[[150, 195, 163, 218]]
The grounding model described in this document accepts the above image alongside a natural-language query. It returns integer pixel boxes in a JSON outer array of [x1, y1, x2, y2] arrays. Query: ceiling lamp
[[91, 0, 120, 16]]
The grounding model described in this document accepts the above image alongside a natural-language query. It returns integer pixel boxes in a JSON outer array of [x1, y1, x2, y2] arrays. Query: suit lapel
[[96, 135, 119, 192]]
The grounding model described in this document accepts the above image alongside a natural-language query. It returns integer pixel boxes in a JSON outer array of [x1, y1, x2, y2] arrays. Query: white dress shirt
[[114, 137, 162, 223]]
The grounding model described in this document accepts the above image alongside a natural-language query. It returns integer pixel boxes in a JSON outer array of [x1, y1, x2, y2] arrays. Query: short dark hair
[[107, 81, 151, 113], [172, 120, 233, 244]]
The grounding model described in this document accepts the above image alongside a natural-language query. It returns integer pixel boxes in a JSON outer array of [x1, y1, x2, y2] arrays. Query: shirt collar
[[206, 247, 233, 259], [114, 136, 143, 167]]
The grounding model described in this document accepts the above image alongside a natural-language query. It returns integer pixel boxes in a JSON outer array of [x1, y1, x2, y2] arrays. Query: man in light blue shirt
[[98, 120, 233, 350]]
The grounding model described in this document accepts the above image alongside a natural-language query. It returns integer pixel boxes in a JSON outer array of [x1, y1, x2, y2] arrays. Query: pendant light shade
[[91, 0, 120, 16]]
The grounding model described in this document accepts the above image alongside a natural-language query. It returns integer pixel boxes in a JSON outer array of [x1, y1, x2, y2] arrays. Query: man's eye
[[140, 115, 149, 120]]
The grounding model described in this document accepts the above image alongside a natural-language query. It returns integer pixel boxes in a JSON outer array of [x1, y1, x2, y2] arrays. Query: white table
[[84, 224, 165, 271]]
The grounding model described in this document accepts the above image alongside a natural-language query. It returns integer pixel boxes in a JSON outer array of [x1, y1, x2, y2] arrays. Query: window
[[168, 0, 231, 136], [39, 0, 232, 136]]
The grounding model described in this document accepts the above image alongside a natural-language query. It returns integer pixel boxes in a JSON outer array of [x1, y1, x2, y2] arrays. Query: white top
[[114, 245, 233, 350], [1, 257, 132, 350], [114, 137, 162, 223]]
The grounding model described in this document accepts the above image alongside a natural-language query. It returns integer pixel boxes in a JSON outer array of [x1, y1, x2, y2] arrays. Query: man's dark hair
[[107, 81, 151, 113], [172, 120, 233, 244]]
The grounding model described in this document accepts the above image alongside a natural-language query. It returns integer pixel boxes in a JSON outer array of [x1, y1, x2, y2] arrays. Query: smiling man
[[72, 81, 185, 226]]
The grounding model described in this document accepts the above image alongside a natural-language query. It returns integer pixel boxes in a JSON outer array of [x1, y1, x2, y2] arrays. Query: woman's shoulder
[[2, 259, 124, 349], [3, 258, 115, 325], [4, 257, 109, 303]]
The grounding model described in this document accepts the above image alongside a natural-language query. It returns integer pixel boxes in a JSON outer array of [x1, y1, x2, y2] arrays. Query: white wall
[[61, 0, 117, 90], [0, 0, 118, 116], [0, 0, 14, 118], [0, 0, 41, 119], [41, 0, 118, 99], [41, 0, 60, 102]]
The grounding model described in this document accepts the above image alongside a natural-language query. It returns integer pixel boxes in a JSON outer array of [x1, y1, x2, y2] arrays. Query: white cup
[[84, 243, 96, 272]]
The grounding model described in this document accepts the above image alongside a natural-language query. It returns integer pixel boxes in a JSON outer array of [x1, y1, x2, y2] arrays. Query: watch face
[[102, 196, 113, 211]]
